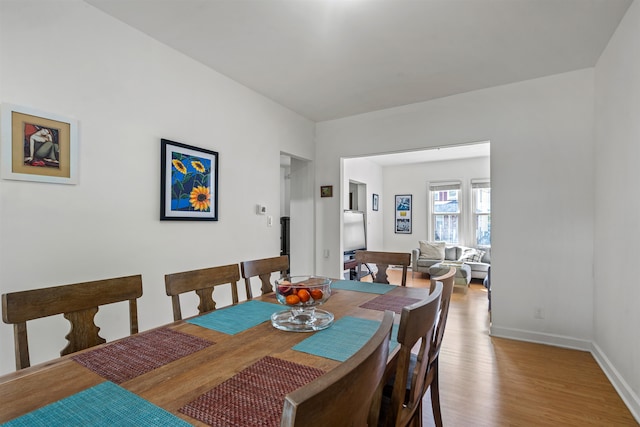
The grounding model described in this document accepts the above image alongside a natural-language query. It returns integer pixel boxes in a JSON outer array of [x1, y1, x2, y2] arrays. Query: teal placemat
[[292, 316, 399, 362], [1, 381, 190, 426], [331, 280, 396, 294], [187, 300, 282, 335]]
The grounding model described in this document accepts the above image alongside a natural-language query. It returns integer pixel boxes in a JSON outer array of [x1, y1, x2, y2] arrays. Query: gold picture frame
[[1, 103, 78, 184]]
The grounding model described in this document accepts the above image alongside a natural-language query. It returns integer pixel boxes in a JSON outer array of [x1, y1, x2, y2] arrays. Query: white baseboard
[[490, 325, 592, 351], [490, 326, 640, 424], [591, 342, 640, 424]]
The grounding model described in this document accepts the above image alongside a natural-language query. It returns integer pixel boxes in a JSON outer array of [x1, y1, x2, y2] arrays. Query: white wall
[[594, 0, 640, 417], [316, 68, 595, 347], [382, 156, 490, 253], [288, 157, 315, 274], [0, 1, 315, 374], [280, 163, 291, 217]]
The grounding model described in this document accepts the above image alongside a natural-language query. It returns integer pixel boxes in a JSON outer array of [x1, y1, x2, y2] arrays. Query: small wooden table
[[0, 283, 430, 425]]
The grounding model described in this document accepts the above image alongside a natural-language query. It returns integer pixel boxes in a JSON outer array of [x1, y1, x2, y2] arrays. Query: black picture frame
[[320, 185, 333, 197], [160, 139, 218, 221], [372, 193, 379, 211], [395, 194, 412, 233]]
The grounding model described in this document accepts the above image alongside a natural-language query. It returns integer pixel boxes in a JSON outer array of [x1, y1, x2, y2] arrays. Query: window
[[472, 179, 491, 246], [430, 181, 460, 244]]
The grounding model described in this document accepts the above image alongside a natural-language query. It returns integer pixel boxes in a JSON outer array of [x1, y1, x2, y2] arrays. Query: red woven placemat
[[71, 328, 213, 384], [359, 294, 421, 314], [179, 356, 325, 427]]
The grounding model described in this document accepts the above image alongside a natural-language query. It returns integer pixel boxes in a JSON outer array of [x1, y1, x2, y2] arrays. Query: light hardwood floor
[[382, 270, 639, 426]]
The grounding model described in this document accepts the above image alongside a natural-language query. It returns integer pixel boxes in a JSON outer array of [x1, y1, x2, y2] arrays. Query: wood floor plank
[[381, 270, 639, 426]]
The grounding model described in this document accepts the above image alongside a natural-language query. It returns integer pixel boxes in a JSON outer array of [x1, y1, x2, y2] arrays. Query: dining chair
[[164, 263, 241, 321], [355, 250, 412, 286], [240, 255, 289, 299], [381, 281, 443, 427], [1, 274, 143, 370], [280, 310, 395, 427], [425, 267, 456, 427]]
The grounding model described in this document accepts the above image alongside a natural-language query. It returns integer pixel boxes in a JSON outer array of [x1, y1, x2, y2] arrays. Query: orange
[[285, 294, 301, 305], [310, 289, 323, 300], [297, 289, 311, 303]]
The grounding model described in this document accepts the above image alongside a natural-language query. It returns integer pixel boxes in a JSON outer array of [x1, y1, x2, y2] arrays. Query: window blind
[[471, 179, 490, 189], [429, 181, 461, 191]]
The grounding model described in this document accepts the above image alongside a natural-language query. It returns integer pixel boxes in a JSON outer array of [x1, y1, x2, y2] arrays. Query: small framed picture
[[161, 139, 218, 221], [1, 103, 78, 184], [320, 185, 333, 198], [372, 193, 379, 211], [395, 194, 412, 234]]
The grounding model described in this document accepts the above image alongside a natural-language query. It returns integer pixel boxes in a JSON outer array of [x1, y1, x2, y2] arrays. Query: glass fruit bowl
[[271, 275, 334, 332]]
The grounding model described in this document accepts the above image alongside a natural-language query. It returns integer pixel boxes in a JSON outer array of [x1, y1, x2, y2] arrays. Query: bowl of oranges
[[271, 276, 334, 332]]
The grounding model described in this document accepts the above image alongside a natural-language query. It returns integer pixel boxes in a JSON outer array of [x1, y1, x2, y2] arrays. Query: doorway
[[348, 181, 367, 211], [280, 153, 314, 274], [343, 142, 490, 250]]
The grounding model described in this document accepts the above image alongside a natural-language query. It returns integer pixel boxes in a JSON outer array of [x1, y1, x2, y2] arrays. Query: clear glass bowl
[[271, 275, 334, 332]]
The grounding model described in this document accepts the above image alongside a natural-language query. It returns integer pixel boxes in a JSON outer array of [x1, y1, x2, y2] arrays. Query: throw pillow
[[458, 248, 486, 263], [418, 241, 445, 260], [445, 246, 457, 261]]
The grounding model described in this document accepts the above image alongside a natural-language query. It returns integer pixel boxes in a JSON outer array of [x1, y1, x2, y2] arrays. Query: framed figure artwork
[[372, 193, 379, 211], [1, 103, 78, 184], [160, 139, 218, 221], [395, 194, 412, 234]]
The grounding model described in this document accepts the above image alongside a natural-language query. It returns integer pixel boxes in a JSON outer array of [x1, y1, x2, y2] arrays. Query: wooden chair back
[[355, 250, 411, 286], [426, 266, 456, 426], [429, 267, 456, 363], [1, 275, 143, 370], [386, 282, 443, 427], [165, 264, 241, 321], [280, 310, 395, 427], [240, 255, 289, 299]]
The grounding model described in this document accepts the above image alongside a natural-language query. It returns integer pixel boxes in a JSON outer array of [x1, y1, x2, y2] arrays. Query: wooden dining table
[[0, 280, 430, 426]]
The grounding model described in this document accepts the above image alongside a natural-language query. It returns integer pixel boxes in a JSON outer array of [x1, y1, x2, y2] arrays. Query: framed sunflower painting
[[160, 139, 218, 221]]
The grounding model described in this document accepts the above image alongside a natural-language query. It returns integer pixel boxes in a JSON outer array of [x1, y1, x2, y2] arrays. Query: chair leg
[[410, 399, 423, 427], [430, 359, 443, 427]]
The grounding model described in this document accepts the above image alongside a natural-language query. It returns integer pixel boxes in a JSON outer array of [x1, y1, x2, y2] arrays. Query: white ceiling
[[85, 0, 632, 123]]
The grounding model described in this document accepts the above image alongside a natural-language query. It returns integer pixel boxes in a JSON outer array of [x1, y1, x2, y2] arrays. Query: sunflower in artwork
[[191, 160, 206, 173], [172, 159, 187, 175], [189, 186, 211, 211]]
